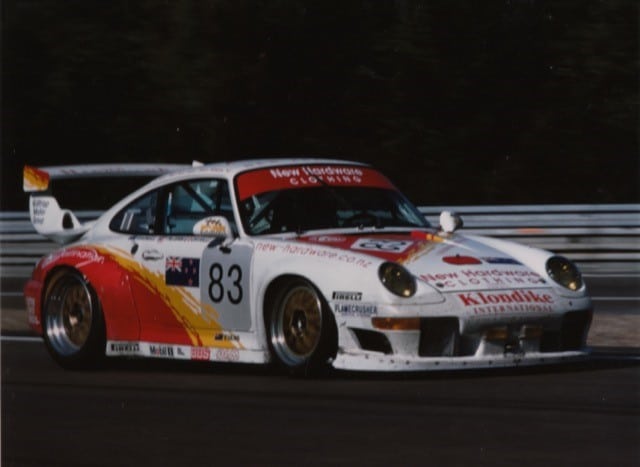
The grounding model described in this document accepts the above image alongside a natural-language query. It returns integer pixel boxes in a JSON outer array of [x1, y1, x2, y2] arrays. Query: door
[[109, 177, 247, 346]]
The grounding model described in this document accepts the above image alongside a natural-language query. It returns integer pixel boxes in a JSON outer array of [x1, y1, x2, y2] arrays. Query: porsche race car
[[23, 159, 592, 373]]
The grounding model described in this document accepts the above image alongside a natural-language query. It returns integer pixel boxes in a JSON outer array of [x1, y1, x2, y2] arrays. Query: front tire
[[267, 279, 337, 376], [42, 270, 106, 369]]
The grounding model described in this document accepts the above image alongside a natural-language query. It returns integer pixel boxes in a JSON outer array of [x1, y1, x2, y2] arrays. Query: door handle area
[[141, 249, 164, 261]]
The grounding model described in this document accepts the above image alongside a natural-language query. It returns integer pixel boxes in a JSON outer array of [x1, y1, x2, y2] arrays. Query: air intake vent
[[419, 318, 460, 357], [351, 329, 393, 354], [561, 310, 593, 350]]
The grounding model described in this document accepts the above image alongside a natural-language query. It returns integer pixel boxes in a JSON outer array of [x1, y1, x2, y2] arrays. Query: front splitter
[[331, 349, 590, 372]]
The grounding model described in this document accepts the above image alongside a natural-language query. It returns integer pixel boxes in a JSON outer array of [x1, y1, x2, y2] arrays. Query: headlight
[[546, 256, 583, 291], [378, 262, 416, 297]]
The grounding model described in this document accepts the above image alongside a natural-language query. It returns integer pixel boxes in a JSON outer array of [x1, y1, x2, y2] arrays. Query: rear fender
[[40, 253, 141, 342]]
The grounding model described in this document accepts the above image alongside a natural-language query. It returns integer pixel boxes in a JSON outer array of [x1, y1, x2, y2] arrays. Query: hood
[[296, 230, 547, 292]]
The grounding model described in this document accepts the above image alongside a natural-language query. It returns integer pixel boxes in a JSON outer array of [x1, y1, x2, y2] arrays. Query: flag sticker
[[165, 257, 200, 287]]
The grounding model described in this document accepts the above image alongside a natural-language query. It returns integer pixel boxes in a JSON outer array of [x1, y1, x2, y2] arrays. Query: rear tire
[[42, 270, 106, 369], [267, 278, 337, 376]]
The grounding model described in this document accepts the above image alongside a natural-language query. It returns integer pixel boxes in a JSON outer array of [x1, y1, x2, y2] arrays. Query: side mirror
[[193, 216, 233, 239], [439, 211, 463, 234]]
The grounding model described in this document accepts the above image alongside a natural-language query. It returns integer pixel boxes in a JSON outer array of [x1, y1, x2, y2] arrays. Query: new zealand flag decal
[[165, 257, 200, 287]]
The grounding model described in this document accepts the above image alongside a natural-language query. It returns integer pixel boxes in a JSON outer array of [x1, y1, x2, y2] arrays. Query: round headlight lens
[[546, 256, 583, 291], [378, 262, 416, 298]]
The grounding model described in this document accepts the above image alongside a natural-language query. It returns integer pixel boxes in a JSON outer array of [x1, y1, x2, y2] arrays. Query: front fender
[[250, 241, 445, 345]]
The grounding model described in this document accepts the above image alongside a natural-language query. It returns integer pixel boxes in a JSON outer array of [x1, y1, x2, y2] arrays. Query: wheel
[[42, 270, 105, 369], [267, 278, 337, 375]]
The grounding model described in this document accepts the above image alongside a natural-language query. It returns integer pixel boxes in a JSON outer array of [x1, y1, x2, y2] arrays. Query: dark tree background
[[2, 0, 638, 210]]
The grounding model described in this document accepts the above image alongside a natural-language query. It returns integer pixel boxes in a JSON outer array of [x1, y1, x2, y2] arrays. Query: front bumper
[[333, 308, 593, 371]]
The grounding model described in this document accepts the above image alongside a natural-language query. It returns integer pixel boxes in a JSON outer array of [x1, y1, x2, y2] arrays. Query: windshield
[[235, 165, 429, 235]]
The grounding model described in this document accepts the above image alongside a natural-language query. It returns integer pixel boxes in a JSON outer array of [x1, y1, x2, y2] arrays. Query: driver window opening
[[110, 191, 159, 235], [164, 179, 235, 235]]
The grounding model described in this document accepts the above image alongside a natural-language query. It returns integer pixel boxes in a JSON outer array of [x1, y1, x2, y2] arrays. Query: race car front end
[[330, 254, 593, 372], [332, 302, 592, 371]]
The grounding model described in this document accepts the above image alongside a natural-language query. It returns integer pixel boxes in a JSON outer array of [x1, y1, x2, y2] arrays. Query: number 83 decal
[[208, 263, 243, 304]]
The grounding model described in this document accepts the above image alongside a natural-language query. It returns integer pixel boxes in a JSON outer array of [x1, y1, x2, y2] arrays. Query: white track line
[[1, 335, 42, 343]]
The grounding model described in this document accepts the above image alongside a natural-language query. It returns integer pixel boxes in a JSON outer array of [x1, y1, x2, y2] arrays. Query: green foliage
[[2, 0, 638, 209]]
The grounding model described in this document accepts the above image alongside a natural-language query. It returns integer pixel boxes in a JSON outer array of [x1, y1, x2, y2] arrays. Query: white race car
[[23, 159, 592, 373]]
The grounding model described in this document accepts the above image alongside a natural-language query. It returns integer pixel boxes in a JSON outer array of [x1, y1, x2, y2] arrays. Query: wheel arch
[[41, 257, 140, 342], [40, 266, 106, 369], [262, 274, 307, 326], [42, 265, 86, 299]]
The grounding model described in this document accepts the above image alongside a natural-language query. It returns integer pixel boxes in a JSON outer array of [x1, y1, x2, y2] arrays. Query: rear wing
[[23, 163, 190, 244]]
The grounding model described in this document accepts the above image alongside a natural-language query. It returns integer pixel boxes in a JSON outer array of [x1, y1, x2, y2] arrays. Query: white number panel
[[201, 243, 253, 331]]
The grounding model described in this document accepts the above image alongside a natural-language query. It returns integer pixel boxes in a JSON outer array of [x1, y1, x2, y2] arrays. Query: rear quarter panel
[[27, 246, 141, 341]]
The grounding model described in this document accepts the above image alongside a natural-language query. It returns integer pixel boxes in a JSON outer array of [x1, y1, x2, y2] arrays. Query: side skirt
[[106, 340, 270, 364]]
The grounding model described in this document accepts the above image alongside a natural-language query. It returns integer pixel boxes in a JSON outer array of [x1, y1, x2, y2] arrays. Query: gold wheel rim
[[271, 284, 323, 366]]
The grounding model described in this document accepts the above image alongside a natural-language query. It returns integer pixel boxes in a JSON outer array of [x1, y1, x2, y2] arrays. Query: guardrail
[[421, 204, 640, 273], [1, 205, 639, 279]]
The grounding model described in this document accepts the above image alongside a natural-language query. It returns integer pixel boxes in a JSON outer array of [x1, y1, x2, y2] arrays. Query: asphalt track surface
[[2, 273, 639, 467], [2, 339, 639, 467]]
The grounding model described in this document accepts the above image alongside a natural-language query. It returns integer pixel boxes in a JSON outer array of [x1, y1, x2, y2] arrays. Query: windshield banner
[[236, 165, 395, 200]]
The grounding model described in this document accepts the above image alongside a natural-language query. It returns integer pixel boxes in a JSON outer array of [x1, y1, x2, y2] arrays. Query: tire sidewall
[[42, 269, 106, 370]]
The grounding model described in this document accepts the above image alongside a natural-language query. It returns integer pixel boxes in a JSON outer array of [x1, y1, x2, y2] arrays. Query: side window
[[110, 190, 159, 235], [164, 179, 235, 235]]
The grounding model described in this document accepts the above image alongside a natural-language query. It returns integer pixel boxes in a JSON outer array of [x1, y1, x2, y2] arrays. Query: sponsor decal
[[31, 198, 50, 225], [457, 290, 554, 315], [332, 291, 363, 301], [333, 303, 378, 316], [110, 342, 140, 354], [442, 255, 482, 265], [165, 257, 200, 287], [42, 248, 104, 268], [25, 297, 39, 326], [149, 344, 174, 357], [197, 218, 228, 236], [214, 332, 240, 342], [159, 236, 212, 243], [270, 166, 364, 186], [308, 235, 347, 243], [255, 241, 373, 268], [215, 348, 240, 362], [351, 238, 413, 253], [191, 347, 211, 361], [482, 257, 522, 265], [236, 165, 394, 200], [420, 268, 544, 289]]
